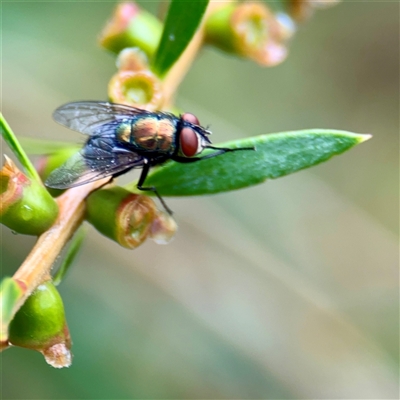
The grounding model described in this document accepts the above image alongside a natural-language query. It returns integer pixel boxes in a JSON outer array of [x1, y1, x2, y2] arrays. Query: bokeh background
[[1, 1, 398, 399]]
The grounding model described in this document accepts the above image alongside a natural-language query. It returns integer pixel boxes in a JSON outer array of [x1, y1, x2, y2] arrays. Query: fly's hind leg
[[137, 160, 173, 215]]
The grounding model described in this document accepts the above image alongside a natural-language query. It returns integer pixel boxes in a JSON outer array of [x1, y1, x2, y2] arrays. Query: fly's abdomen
[[117, 116, 177, 154]]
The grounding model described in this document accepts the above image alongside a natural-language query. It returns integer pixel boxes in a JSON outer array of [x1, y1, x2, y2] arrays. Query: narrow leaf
[[127, 130, 371, 196], [0, 277, 25, 342], [0, 114, 42, 182], [151, 0, 209, 77], [53, 226, 87, 286]]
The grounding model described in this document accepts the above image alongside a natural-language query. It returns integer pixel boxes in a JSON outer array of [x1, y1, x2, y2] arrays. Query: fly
[[45, 101, 254, 214]]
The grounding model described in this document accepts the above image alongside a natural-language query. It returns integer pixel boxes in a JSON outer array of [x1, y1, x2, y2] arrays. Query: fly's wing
[[45, 148, 145, 189], [53, 101, 153, 136]]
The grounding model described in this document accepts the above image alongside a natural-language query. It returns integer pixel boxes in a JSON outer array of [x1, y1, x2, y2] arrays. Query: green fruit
[[9, 281, 67, 350]]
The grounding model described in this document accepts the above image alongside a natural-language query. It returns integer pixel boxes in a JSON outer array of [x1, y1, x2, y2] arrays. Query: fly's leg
[[172, 145, 255, 163], [137, 160, 173, 215], [205, 145, 255, 158]]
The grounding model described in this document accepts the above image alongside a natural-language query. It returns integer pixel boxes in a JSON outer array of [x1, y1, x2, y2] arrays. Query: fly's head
[[177, 113, 212, 158]]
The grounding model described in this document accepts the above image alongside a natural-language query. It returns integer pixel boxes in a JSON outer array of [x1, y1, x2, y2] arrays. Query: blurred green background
[[1, 1, 398, 398]]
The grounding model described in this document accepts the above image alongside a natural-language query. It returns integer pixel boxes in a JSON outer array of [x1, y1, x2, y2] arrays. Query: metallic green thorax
[[116, 115, 178, 155]]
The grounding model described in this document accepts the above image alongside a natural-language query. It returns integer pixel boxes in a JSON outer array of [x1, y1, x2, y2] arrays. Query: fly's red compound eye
[[180, 127, 199, 157], [181, 113, 200, 126]]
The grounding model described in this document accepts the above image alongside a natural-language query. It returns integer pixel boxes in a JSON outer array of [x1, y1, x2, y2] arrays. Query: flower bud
[[149, 210, 177, 245], [36, 148, 79, 197], [288, 0, 340, 21], [116, 47, 150, 72], [8, 280, 72, 368], [36, 148, 79, 183], [205, 2, 291, 66], [86, 186, 165, 249], [99, 2, 162, 57], [0, 156, 58, 235], [108, 70, 164, 111]]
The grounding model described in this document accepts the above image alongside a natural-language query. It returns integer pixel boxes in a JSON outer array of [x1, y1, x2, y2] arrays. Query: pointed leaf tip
[[357, 133, 373, 143]]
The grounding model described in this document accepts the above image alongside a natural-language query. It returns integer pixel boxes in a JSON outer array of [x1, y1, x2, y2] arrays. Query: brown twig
[[10, 179, 110, 320]]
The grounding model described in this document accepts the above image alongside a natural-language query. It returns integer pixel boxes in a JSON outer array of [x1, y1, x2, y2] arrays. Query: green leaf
[[127, 130, 371, 196], [151, 0, 209, 77], [0, 113, 42, 182], [53, 226, 87, 286], [0, 277, 24, 342]]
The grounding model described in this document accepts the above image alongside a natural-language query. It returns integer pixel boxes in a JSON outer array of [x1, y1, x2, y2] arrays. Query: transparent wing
[[45, 147, 145, 189], [52, 101, 152, 136]]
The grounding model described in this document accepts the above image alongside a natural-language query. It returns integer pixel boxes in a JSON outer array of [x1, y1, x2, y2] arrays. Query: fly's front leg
[[172, 145, 255, 164], [205, 145, 255, 155], [137, 160, 173, 215]]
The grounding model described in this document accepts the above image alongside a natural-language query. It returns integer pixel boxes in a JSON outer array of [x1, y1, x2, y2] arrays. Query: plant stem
[[161, 27, 205, 108], [9, 179, 110, 325]]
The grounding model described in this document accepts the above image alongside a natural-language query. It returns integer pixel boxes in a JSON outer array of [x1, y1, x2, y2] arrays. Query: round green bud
[[9, 281, 69, 351], [99, 2, 162, 57], [1, 156, 58, 235]]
